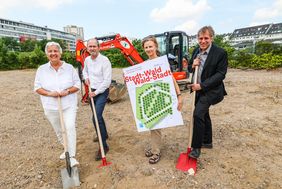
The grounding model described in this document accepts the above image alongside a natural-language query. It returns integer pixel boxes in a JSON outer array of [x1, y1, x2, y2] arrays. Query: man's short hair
[[87, 38, 100, 47], [197, 26, 215, 38]]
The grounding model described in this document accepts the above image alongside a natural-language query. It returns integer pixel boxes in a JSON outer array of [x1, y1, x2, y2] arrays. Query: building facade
[[188, 23, 282, 49], [0, 18, 76, 51], [229, 23, 282, 49], [64, 25, 84, 40]]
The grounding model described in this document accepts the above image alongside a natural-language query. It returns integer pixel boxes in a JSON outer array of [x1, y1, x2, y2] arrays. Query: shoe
[[93, 135, 109, 142], [145, 149, 153, 157], [95, 147, 109, 161], [202, 143, 213, 149], [149, 152, 161, 164], [60, 152, 65, 160], [70, 157, 79, 167], [188, 148, 201, 159]]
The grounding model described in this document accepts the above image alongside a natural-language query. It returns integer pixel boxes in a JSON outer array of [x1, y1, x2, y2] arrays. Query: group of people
[[34, 25, 228, 167]]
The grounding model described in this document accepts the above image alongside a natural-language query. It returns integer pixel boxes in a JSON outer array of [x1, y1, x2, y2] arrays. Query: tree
[[132, 39, 146, 60], [0, 37, 21, 51], [255, 41, 282, 56]]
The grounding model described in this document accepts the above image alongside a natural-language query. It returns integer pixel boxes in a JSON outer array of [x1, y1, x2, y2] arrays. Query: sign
[[123, 55, 184, 132]]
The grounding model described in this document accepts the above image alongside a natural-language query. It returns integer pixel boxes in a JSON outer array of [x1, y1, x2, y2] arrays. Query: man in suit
[[188, 26, 228, 159]]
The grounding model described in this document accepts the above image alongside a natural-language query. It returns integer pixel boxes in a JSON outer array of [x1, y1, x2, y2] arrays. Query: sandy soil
[[0, 68, 282, 189]]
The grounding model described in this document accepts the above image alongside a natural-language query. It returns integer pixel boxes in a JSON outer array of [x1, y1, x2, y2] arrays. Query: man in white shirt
[[83, 38, 112, 161]]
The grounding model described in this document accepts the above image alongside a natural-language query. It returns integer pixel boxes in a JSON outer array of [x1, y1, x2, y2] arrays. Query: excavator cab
[[154, 31, 189, 79], [154, 31, 190, 90]]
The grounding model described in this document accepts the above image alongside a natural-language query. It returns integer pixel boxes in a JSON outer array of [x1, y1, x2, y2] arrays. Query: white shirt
[[83, 53, 112, 95], [34, 61, 81, 110]]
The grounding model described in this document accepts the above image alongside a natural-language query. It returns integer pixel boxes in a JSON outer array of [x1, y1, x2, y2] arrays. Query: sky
[[0, 0, 282, 39]]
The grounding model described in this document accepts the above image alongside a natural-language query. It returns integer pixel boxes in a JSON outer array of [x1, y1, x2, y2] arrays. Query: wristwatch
[[67, 89, 71, 94]]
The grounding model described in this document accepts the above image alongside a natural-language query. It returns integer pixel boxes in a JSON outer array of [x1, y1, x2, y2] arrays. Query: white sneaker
[[60, 152, 65, 160], [70, 157, 79, 167]]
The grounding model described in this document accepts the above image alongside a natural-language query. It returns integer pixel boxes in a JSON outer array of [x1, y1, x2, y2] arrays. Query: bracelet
[[177, 93, 181, 97]]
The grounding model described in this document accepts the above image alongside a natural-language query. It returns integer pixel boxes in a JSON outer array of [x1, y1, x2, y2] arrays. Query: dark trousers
[[191, 93, 212, 148], [89, 88, 109, 149]]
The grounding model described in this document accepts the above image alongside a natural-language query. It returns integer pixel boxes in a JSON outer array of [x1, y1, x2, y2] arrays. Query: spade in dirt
[[176, 65, 199, 175], [89, 88, 112, 167], [58, 97, 80, 188]]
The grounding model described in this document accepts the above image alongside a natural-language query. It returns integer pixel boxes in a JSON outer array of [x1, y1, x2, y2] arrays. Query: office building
[[64, 25, 84, 40], [0, 18, 76, 51]]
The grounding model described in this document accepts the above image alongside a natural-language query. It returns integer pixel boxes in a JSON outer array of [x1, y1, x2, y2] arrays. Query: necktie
[[197, 53, 204, 83]]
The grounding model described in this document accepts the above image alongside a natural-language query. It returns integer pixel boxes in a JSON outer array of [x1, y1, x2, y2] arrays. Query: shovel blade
[[176, 149, 197, 175], [61, 167, 80, 189], [98, 157, 112, 168]]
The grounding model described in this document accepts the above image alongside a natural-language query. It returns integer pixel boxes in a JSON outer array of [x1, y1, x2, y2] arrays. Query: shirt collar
[[90, 53, 101, 61], [48, 61, 65, 70], [200, 43, 212, 55]]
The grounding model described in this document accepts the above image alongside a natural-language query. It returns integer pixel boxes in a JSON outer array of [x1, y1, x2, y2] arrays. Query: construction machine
[[76, 31, 190, 103], [76, 34, 143, 103], [154, 31, 190, 89]]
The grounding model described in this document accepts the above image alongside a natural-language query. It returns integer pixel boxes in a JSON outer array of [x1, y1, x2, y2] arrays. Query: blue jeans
[[89, 88, 109, 149]]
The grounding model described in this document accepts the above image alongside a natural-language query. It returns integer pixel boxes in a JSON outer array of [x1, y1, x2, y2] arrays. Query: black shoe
[[93, 135, 109, 142], [189, 148, 201, 159], [95, 147, 109, 161], [202, 143, 213, 149]]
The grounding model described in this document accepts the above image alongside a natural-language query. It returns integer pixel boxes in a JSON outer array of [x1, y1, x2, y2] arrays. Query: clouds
[[252, 0, 282, 25], [0, 0, 73, 15], [149, 0, 211, 34]]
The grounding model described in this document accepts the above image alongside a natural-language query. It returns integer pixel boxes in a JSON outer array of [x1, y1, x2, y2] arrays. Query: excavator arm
[[76, 34, 144, 103], [97, 34, 143, 65]]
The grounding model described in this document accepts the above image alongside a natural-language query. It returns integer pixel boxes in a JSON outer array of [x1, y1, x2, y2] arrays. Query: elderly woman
[[34, 42, 80, 167]]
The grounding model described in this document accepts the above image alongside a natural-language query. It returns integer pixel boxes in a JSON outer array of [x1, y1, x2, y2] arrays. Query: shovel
[[176, 65, 198, 175], [58, 97, 80, 188], [89, 88, 111, 167]]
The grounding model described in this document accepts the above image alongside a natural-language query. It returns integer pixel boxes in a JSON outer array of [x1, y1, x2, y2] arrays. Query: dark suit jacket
[[189, 43, 228, 105]]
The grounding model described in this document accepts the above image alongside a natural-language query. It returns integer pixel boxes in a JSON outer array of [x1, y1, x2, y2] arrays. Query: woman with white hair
[[34, 41, 80, 167]]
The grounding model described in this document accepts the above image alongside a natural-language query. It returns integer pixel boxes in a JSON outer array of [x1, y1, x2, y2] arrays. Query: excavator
[[76, 31, 190, 103]]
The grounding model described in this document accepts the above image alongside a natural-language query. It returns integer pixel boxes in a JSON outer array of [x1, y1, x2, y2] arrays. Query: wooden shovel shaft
[[58, 97, 68, 152], [188, 66, 198, 148], [89, 88, 106, 158]]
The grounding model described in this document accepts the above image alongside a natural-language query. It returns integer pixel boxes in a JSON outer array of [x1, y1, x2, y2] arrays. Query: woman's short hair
[[45, 41, 63, 54]]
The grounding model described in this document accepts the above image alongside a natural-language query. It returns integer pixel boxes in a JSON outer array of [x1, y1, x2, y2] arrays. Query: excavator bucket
[[108, 81, 127, 103]]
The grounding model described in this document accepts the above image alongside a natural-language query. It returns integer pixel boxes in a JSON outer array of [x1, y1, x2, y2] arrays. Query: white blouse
[[34, 61, 81, 110]]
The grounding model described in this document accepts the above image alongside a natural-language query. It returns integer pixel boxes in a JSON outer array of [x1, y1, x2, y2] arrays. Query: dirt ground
[[0, 68, 282, 189]]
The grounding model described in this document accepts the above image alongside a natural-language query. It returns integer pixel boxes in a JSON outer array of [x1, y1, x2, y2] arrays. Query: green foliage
[[1, 37, 21, 51], [252, 53, 282, 69], [212, 35, 282, 69], [62, 51, 77, 67], [1, 35, 282, 70], [20, 39, 37, 52], [229, 50, 254, 69], [0, 37, 71, 70], [17, 52, 31, 69], [132, 39, 147, 60], [100, 39, 145, 68], [255, 41, 282, 56], [102, 49, 131, 67]]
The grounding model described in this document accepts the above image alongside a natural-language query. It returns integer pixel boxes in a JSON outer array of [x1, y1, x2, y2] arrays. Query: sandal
[[145, 149, 153, 157], [149, 153, 161, 164]]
